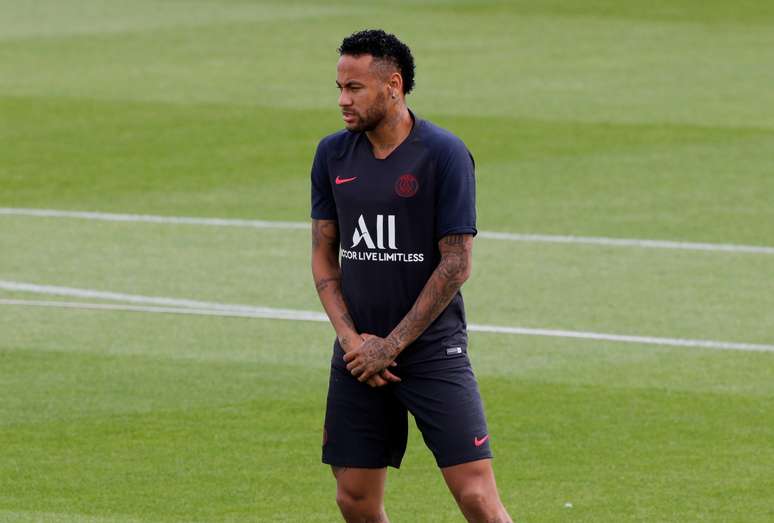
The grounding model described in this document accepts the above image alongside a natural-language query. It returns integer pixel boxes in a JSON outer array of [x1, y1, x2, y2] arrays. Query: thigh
[[323, 364, 408, 469], [394, 361, 492, 468]]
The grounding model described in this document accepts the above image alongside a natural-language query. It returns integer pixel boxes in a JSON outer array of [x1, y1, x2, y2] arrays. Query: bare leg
[[332, 466, 390, 523], [441, 459, 512, 523]]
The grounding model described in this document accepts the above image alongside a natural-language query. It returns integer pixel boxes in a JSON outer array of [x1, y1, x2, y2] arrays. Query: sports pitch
[[1, 1, 773, 521]]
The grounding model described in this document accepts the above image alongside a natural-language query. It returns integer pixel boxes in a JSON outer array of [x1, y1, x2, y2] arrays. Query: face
[[336, 54, 390, 132]]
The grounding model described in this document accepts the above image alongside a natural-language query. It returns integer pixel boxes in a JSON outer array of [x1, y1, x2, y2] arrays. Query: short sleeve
[[310, 139, 337, 220], [435, 139, 477, 240]]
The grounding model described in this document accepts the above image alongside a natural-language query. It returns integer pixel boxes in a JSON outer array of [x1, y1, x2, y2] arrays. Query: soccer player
[[310, 29, 512, 523]]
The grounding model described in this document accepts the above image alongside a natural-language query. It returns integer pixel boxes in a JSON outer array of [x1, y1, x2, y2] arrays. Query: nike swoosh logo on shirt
[[474, 434, 490, 447], [335, 176, 358, 185]]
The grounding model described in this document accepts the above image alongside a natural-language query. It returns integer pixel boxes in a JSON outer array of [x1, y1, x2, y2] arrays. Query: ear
[[389, 71, 403, 98]]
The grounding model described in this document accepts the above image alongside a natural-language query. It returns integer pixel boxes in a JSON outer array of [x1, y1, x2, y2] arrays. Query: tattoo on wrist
[[363, 339, 397, 367]]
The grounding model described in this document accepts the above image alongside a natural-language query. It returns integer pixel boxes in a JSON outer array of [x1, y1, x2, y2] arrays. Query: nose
[[338, 90, 352, 108]]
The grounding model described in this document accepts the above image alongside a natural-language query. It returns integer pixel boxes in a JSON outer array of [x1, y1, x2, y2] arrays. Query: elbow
[[459, 263, 472, 284], [311, 253, 322, 279], [454, 255, 472, 283], [312, 248, 339, 275], [456, 262, 472, 285], [439, 254, 471, 286]]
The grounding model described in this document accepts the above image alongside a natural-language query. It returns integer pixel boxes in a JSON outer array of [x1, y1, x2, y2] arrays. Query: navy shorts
[[322, 343, 492, 469]]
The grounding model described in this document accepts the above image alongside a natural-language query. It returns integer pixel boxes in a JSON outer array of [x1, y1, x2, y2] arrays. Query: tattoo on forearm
[[312, 219, 357, 337], [387, 234, 471, 351], [318, 281, 355, 336], [315, 276, 341, 292], [438, 251, 465, 280], [341, 312, 355, 330], [317, 277, 354, 336]]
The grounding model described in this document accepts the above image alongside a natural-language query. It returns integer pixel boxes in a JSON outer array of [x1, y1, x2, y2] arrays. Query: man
[[310, 29, 512, 523]]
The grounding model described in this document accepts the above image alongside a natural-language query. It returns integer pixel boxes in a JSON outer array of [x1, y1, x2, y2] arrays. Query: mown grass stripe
[[2, 289, 773, 353], [2, 207, 773, 254]]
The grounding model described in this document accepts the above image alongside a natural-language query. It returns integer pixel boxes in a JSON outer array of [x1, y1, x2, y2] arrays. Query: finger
[[390, 361, 398, 367], [361, 333, 377, 340], [358, 368, 376, 382], [343, 351, 355, 362], [345, 358, 360, 372], [380, 369, 401, 382], [367, 376, 387, 388], [349, 364, 364, 377]]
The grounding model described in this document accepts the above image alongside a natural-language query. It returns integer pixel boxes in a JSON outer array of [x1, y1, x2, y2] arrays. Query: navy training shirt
[[310, 111, 477, 367]]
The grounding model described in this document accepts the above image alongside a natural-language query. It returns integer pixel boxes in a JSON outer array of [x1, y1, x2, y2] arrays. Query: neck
[[365, 104, 413, 159]]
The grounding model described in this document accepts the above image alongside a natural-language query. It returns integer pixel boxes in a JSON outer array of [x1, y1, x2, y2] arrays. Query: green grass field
[[2, 1, 773, 521]]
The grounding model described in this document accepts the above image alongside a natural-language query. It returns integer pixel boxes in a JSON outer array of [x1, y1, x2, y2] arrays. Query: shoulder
[[315, 129, 358, 160], [416, 118, 468, 150], [415, 118, 473, 168]]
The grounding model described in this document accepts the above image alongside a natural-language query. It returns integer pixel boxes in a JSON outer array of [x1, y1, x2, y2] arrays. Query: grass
[[1, 0, 773, 521]]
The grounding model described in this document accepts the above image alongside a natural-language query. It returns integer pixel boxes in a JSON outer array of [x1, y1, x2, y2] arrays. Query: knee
[[458, 486, 486, 508], [336, 489, 383, 520], [335, 488, 363, 513], [456, 486, 502, 519]]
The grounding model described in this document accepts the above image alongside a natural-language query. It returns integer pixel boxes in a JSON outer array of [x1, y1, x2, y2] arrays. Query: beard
[[344, 91, 388, 132]]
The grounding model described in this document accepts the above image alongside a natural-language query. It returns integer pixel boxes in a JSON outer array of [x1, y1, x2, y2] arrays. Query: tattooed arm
[[312, 219, 400, 387], [311, 219, 360, 352], [344, 233, 473, 381]]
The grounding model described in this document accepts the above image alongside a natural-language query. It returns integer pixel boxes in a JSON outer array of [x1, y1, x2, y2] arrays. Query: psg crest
[[395, 173, 419, 197]]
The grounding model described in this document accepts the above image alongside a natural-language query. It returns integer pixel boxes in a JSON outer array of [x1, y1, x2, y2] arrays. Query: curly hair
[[338, 29, 416, 95]]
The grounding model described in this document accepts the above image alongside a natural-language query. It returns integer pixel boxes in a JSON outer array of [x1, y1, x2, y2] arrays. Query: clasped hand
[[344, 333, 401, 387]]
